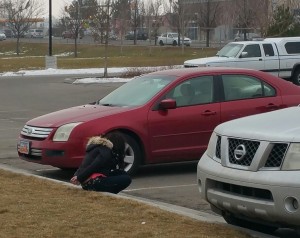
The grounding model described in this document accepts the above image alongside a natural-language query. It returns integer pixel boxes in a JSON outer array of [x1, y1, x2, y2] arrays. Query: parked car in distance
[[4, 29, 14, 38], [157, 32, 192, 46], [125, 32, 148, 40], [197, 106, 300, 233], [25, 29, 44, 38], [0, 31, 6, 41], [62, 30, 83, 39], [17, 67, 300, 175], [62, 31, 74, 39]]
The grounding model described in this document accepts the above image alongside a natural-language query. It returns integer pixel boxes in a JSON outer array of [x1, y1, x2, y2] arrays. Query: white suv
[[26, 29, 44, 38], [197, 106, 300, 233], [0, 31, 6, 41], [157, 32, 191, 46]]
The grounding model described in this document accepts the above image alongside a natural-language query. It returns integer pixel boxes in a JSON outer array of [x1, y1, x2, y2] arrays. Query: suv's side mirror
[[159, 99, 176, 110]]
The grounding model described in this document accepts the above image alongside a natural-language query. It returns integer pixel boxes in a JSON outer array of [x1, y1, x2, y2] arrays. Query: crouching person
[[70, 132, 132, 194]]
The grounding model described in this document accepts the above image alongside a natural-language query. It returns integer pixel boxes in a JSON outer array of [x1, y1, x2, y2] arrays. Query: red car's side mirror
[[159, 99, 177, 110]]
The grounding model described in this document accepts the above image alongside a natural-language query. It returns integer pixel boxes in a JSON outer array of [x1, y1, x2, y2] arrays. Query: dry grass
[[0, 169, 252, 238], [0, 41, 218, 72]]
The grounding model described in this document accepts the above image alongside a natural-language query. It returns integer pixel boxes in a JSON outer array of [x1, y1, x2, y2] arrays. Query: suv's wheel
[[159, 40, 164, 46], [292, 67, 300, 85], [172, 40, 177, 46], [222, 212, 278, 233], [122, 134, 142, 176]]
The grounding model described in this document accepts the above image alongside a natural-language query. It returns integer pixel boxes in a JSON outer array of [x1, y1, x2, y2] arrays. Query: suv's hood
[[27, 104, 129, 128], [184, 56, 232, 66], [215, 107, 300, 143]]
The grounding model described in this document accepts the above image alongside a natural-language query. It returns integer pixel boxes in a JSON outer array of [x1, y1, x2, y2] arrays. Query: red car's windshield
[[99, 75, 176, 107]]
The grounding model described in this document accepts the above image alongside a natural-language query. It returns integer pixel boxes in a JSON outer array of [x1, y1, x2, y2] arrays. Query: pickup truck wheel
[[122, 133, 142, 176], [172, 40, 177, 46], [292, 68, 300, 85], [159, 40, 164, 46]]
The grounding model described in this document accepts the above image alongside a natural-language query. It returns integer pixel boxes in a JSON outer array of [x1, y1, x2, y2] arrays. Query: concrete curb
[[0, 163, 224, 224]]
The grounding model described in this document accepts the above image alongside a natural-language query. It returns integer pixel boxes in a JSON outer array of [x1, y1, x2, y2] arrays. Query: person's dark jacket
[[74, 137, 119, 183]]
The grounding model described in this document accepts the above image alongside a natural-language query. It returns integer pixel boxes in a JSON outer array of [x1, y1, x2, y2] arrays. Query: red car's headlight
[[53, 122, 82, 142]]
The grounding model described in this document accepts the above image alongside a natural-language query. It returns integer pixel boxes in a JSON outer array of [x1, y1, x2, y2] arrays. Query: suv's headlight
[[53, 122, 82, 142], [282, 143, 300, 170], [206, 132, 218, 158]]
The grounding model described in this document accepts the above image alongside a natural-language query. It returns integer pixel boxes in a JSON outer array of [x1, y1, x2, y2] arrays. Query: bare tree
[[86, 0, 112, 76], [4, 0, 44, 55], [88, 0, 109, 44], [170, 0, 193, 51], [145, 0, 163, 46], [194, 0, 221, 47], [64, 0, 89, 57], [131, 0, 139, 45], [111, 0, 131, 51]]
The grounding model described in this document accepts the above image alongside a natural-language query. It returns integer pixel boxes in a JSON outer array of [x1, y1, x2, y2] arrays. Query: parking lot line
[[124, 183, 197, 192]]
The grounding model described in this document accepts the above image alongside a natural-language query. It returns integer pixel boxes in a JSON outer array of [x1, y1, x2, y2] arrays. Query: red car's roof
[[149, 67, 271, 77]]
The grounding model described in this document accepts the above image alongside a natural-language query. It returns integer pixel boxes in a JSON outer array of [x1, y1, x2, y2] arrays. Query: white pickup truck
[[184, 37, 300, 85]]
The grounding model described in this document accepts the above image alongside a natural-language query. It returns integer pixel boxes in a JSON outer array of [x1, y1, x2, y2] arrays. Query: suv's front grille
[[228, 138, 260, 166], [21, 125, 53, 139], [264, 143, 288, 168], [209, 179, 273, 201], [215, 136, 221, 159]]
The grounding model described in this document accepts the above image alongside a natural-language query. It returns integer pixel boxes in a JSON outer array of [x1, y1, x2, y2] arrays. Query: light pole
[[45, 0, 57, 69], [49, 0, 52, 56]]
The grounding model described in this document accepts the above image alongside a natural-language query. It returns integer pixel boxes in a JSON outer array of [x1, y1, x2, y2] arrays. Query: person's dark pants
[[82, 170, 131, 194]]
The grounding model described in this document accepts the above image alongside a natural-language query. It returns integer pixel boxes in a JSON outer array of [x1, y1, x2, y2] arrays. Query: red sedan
[[17, 67, 300, 175]]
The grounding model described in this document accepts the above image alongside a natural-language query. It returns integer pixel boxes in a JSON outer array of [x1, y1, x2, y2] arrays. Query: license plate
[[17, 140, 31, 155]]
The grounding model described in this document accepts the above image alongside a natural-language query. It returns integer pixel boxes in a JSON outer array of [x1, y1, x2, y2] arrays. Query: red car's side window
[[165, 76, 214, 107], [222, 75, 276, 101]]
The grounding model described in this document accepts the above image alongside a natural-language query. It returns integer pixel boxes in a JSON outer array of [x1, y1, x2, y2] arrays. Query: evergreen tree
[[267, 5, 300, 37]]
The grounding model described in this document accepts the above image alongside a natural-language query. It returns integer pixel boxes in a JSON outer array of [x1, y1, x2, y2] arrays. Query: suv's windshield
[[216, 43, 243, 57], [99, 75, 176, 107]]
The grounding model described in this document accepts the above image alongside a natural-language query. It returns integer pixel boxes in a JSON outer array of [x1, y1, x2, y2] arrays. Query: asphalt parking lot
[[1, 74, 299, 238], [0, 75, 211, 212]]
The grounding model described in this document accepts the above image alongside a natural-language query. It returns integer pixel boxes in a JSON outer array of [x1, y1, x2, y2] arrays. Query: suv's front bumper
[[197, 154, 300, 227]]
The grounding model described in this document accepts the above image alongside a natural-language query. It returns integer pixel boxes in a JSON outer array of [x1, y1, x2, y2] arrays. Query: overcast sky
[[43, 0, 73, 18]]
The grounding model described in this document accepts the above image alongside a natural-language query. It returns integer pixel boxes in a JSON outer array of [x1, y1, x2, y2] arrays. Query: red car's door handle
[[265, 103, 279, 110], [201, 110, 217, 116]]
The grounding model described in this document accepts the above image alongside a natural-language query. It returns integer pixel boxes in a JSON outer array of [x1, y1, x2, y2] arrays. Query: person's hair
[[104, 132, 126, 161]]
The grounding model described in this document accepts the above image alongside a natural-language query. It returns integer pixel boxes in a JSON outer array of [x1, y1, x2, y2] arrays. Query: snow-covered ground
[[0, 66, 182, 84]]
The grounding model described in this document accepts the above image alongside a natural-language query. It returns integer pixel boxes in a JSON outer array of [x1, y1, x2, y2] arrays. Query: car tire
[[172, 40, 177, 46], [122, 133, 142, 176], [222, 212, 278, 233], [292, 67, 300, 85], [159, 40, 164, 46]]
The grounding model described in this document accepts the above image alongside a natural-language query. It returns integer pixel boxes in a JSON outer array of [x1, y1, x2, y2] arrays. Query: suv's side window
[[242, 44, 262, 57], [222, 75, 275, 101], [165, 76, 214, 107]]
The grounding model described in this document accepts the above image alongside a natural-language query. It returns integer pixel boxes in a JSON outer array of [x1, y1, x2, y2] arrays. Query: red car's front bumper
[[17, 136, 85, 169]]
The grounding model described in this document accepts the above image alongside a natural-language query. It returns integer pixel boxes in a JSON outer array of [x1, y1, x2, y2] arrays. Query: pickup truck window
[[216, 43, 243, 57], [242, 44, 261, 58], [263, 44, 275, 56], [285, 42, 300, 54]]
